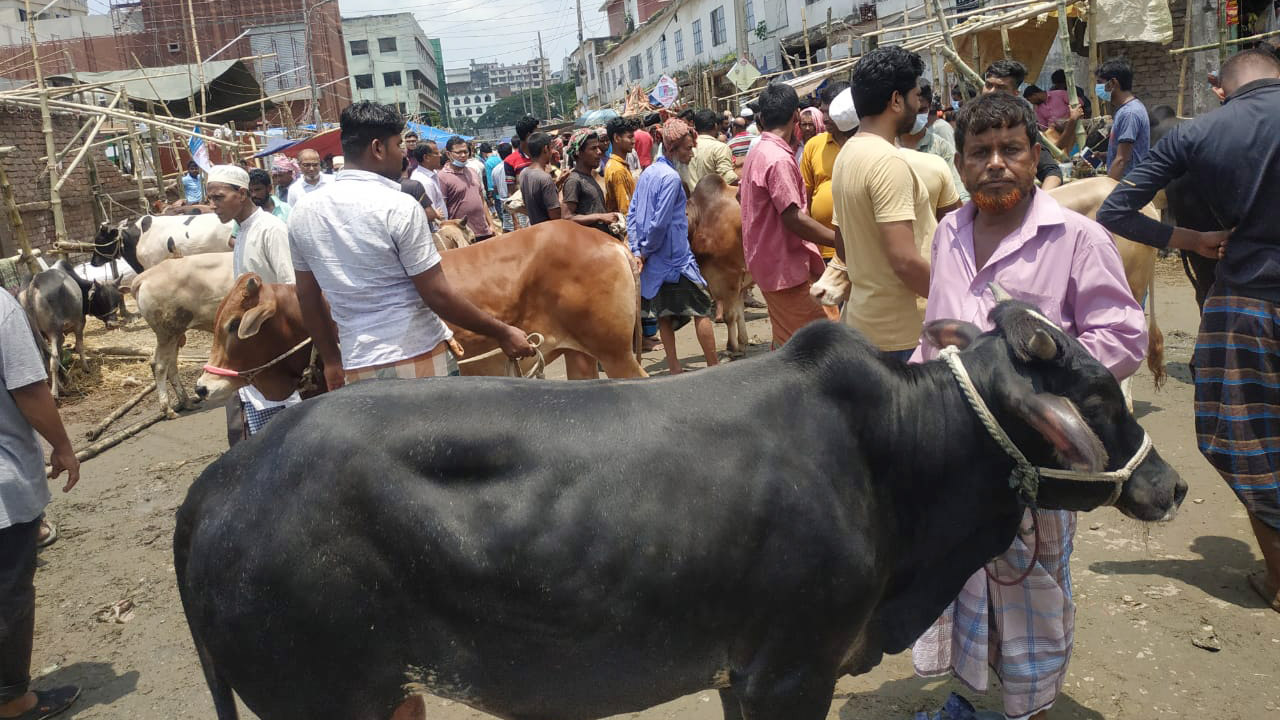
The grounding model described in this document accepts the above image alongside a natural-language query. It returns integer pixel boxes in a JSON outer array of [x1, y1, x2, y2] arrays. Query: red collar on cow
[[203, 338, 312, 382]]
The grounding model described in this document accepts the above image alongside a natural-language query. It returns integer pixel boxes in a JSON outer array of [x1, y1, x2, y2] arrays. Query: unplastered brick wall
[[1096, 0, 1189, 112], [0, 104, 154, 258]]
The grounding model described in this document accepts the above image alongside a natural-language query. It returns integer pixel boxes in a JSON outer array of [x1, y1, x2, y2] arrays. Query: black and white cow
[[17, 260, 121, 398], [91, 213, 232, 274], [175, 302, 1185, 720]]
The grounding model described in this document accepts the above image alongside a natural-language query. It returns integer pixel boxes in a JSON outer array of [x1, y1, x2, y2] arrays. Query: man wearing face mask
[[910, 92, 1146, 720], [1095, 58, 1149, 180], [830, 45, 935, 360], [982, 60, 1064, 190], [900, 79, 969, 205]]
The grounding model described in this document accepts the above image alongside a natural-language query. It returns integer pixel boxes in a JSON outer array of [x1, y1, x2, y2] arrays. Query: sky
[[87, 0, 611, 76]]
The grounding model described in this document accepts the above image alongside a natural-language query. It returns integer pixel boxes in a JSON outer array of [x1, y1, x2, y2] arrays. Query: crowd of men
[[2, 42, 1279, 720]]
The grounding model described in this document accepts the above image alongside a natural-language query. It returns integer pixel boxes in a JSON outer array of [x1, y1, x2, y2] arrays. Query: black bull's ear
[[1005, 389, 1109, 473], [924, 319, 982, 349]]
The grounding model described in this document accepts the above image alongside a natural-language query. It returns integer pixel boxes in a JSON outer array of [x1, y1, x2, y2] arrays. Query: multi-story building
[[600, 0, 670, 37], [467, 57, 552, 92], [342, 13, 441, 118], [569, 36, 619, 107], [446, 85, 499, 122]]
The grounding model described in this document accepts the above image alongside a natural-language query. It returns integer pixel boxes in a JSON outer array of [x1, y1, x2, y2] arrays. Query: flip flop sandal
[[5, 686, 80, 720], [1248, 571, 1280, 613], [36, 521, 57, 549]]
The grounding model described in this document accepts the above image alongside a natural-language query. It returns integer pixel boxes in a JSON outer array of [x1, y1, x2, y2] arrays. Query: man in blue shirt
[[181, 161, 203, 204], [625, 117, 719, 375], [1097, 57, 1149, 180]]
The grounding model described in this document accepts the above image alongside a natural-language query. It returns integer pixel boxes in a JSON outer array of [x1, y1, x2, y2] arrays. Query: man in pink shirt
[[633, 114, 657, 170], [739, 83, 839, 348], [439, 136, 497, 240], [910, 92, 1145, 720]]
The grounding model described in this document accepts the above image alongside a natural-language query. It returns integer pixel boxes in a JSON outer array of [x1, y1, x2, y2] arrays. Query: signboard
[[650, 75, 679, 107]]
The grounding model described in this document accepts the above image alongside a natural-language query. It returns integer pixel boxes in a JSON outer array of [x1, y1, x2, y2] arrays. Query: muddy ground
[[25, 257, 1280, 719]]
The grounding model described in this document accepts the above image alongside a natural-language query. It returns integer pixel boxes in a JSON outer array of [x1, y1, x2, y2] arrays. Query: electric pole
[[576, 0, 584, 45], [733, 0, 749, 63], [537, 32, 550, 120]]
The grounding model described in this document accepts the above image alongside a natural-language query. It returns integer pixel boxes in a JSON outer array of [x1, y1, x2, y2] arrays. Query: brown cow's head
[[195, 274, 306, 404], [433, 218, 475, 253]]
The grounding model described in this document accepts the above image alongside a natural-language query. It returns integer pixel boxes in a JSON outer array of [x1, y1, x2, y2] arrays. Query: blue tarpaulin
[[251, 136, 303, 158], [405, 121, 472, 144]]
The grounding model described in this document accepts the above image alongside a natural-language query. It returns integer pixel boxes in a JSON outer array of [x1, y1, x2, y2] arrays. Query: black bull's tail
[[173, 517, 239, 719]]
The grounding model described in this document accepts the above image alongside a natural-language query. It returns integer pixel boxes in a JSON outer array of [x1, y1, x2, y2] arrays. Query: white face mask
[[911, 112, 929, 135]]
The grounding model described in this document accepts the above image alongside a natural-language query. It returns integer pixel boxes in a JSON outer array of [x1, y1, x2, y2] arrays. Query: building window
[[485, 94, 492, 101], [745, 0, 755, 32], [354, 74, 373, 89], [167, 41, 181, 54], [350, 39, 368, 55], [453, 97, 459, 105], [674, 29, 684, 62], [645, 48, 654, 76], [628, 55, 642, 81], [474, 95, 481, 103], [588, 60, 595, 80], [660, 37, 668, 67], [692, 19, 703, 55], [397, 102, 406, 114], [379, 37, 397, 53], [383, 71, 402, 87], [711, 6, 727, 46]]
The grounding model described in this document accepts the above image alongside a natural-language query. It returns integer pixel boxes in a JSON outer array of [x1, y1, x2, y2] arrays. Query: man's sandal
[[1, 686, 79, 720], [1247, 571, 1280, 613], [35, 521, 57, 549]]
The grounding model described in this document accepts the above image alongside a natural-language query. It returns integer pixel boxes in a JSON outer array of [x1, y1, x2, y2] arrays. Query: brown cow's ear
[[1007, 391, 1108, 473], [237, 295, 276, 340], [923, 319, 982, 350]]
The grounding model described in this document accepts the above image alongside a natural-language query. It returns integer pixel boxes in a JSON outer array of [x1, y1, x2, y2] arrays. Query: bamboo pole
[[24, 0, 68, 252], [861, 0, 1051, 38], [185, 0, 206, 117], [1217, 0, 1228, 63], [801, 5, 811, 65], [9, 96, 241, 150], [187, 83, 316, 122], [1056, 0, 1088, 151], [84, 382, 156, 440], [1088, 0, 1099, 109], [48, 408, 168, 475], [122, 91, 150, 213], [146, 103, 165, 200], [0, 148, 39, 276], [53, 102, 115, 191], [1175, 0, 1194, 116], [1000, 26, 1013, 57], [1170, 26, 1280, 55]]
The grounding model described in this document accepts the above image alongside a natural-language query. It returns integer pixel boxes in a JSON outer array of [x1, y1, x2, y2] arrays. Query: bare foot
[[1248, 571, 1280, 612]]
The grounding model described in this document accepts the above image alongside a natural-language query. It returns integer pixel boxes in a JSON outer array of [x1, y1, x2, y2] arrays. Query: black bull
[[175, 302, 1185, 720]]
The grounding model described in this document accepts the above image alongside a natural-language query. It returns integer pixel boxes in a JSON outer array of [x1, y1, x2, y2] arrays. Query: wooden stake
[[24, 0, 68, 252], [85, 382, 156, 440], [1176, 0, 1193, 116], [48, 408, 167, 475], [0, 149, 39, 275], [1088, 0, 1099, 109], [1000, 26, 1013, 57], [802, 6, 812, 64]]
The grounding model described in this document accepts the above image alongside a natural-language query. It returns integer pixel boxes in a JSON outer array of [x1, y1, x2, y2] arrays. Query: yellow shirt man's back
[[831, 134, 938, 352], [605, 153, 636, 214]]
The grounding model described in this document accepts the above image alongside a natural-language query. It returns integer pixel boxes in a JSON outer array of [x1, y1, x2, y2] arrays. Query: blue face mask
[[951, 100, 961, 111], [451, 159, 467, 168], [1095, 82, 1112, 102], [911, 113, 929, 135]]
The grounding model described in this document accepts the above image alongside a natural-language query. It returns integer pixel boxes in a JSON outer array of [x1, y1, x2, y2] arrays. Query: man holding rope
[[288, 101, 534, 389]]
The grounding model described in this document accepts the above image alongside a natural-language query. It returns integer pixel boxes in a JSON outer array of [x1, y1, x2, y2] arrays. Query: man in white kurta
[[206, 165, 300, 443]]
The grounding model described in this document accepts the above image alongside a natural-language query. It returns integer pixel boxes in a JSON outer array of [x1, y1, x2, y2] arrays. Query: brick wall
[[0, 105, 155, 258], [1097, 0, 1190, 112]]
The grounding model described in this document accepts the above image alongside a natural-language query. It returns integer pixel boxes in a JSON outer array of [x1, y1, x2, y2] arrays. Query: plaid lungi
[[344, 341, 459, 384], [1193, 291, 1280, 531], [913, 508, 1076, 720]]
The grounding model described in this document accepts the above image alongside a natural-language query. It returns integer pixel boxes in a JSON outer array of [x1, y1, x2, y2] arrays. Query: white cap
[[829, 88, 859, 132], [739, 107, 754, 118], [206, 164, 249, 189]]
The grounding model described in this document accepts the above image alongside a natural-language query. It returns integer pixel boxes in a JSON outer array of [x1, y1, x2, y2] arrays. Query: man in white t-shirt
[[409, 141, 447, 230], [288, 101, 534, 388], [286, 148, 333, 206]]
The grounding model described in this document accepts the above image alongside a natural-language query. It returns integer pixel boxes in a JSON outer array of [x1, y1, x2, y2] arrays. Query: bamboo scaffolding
[[861, 0, 1050, 39], [4, 95, 241, 151], [188, 83, 315, 122], [53, 92, 120, 192], [122, 91, 149, 213], [24, 0, 67, 251], [1175, 0, 1194, 116], [0, 147, 39, 276], [1056, 0, 1088, 151], [1170, 26, 1280, 55]]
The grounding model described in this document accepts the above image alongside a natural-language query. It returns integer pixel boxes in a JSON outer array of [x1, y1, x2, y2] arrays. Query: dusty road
[[27, 260, 1280, 719]]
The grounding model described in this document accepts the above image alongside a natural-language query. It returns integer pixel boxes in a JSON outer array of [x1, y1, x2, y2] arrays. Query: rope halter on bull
[[454, 333, 547, 379], [935, 292, 1155, 584], [203, 338, 314, 384]]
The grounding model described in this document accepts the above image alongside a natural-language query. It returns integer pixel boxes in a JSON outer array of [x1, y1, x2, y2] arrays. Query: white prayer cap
[[829, 88, 859, 132], [207, 164, 249, 189], [739, 106, 754, 118]]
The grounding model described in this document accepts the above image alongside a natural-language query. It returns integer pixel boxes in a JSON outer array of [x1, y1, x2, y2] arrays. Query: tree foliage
[[475, 82, 577, 128]]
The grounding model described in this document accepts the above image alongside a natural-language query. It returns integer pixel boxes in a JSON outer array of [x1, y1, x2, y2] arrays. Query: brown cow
[[194, 221, 644, 400], [687, 174, 750, 356]]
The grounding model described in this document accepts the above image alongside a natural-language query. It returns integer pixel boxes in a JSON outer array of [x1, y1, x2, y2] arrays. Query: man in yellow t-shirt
[[604, 117, 637, 214], [800, 81, 856, 262], [681, 109, 738, 194], [831, 46, 934, 359]]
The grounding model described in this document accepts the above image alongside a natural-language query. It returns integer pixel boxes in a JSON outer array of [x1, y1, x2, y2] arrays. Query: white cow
[[92, 213, 232, 273], [130, 253, 234, 416]]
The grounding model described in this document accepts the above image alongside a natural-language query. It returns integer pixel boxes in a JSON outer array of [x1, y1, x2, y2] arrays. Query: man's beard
[[251, 195, 269, 209], [972, 185, 1027, 214], [897, 109, 918, 136]]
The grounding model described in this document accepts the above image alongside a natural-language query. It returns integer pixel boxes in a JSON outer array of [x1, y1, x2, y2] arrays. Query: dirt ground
[[25, 256, 1280, 719]]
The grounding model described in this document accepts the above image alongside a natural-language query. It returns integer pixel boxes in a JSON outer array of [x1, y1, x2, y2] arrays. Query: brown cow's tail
[[1146, 270, 1166, 389]]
